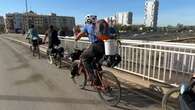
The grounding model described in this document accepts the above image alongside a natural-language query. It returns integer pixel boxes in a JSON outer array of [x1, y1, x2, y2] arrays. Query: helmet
[[85, 14, 97, 24]]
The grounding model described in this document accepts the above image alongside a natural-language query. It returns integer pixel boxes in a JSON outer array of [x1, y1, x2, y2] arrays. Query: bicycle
[[162, 75, 195, 110], [47, 46, 64, 68], [30, 39, 40, 59], [71, 56, 121, 106]]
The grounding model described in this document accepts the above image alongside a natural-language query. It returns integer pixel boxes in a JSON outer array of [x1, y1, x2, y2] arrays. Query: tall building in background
[[104, 16, 117, 25], [116, 12, 133, 26], [105, 12, 133, 26], [5, 11, 75, 35], [144, 0, 159, 28], [5, 13, 23, 33]]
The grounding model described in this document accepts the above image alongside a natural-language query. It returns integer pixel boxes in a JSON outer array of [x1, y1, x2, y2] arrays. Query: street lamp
[[25, 0, 28, 13], [25, 0, 29, 32]]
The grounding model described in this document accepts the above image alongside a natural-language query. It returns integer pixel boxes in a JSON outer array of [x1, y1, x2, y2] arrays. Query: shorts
[[32, 39, 38, 47]]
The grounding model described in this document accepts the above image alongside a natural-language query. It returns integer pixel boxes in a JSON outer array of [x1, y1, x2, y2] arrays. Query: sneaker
[[49, 56, 53, 64]]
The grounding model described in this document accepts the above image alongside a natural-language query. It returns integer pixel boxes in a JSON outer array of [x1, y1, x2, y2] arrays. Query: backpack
[[95, 19, 110, 41], [57, 47, 64, 57], [70, 49, 83, 62], [52, 30, 61, 46]]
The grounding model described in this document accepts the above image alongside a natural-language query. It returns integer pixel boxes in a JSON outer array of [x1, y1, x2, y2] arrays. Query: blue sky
[[0, 0, 194, 26]]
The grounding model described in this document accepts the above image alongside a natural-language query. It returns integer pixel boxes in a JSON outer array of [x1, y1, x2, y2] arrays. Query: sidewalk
[[2, 33, 172, 103]]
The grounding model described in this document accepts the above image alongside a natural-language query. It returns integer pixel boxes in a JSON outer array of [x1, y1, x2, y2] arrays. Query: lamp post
[[25, 0, 28, 13], [25, 0, 29, 32]]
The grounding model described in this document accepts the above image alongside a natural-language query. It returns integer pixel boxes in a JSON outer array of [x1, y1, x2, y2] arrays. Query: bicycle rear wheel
[[97, 70, 121, 106], [162, 87, 180, 110]]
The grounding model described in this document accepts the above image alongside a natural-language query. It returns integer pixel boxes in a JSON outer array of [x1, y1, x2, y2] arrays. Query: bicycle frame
[[78, 60, 110, 91], [72, 57, 121, 106]]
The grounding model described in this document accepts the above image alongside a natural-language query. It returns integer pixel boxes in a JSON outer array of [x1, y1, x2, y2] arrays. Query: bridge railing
[[59, 36, 195, 85]]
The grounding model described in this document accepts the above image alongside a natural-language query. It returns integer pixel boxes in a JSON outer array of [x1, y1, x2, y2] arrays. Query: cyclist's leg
[[80, 42, 104, 81], [47, 47, 54, 64], [91, 42, 105, 85], [32, 40, 36, 56], [32, 40, 36, 50], [35, 40, 39, 52], [80, 45, 95, 80], [93, 42, 105, 62]]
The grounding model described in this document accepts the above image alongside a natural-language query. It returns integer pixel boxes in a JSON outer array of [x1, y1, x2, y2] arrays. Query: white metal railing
[[117, 43, 195, 84], [57, 36, 195, 85]]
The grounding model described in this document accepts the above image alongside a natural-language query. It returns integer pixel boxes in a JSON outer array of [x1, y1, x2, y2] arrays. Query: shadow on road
[[81, 85, 161, 110], [7, 63, 30, 71], [15, 74, 44, 85], [0, 94, 102, 105], [110, 88, 159, 110], [14, 73, 59, 91]]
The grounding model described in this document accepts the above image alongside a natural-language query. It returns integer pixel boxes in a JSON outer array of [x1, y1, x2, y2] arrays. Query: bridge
[[0, 33, 194, 110], [61, 35, 195, 85]]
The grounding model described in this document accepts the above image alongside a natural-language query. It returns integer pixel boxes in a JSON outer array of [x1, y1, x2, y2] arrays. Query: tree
[[0, 25, 5, 33], [115, 24, 123, 32]]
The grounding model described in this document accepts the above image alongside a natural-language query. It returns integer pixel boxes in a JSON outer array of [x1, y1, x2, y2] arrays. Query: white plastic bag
[[104, 39, 118, 55]]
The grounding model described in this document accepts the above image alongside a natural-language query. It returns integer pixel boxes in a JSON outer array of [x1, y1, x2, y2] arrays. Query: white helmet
[[85, 14, 97, 24]]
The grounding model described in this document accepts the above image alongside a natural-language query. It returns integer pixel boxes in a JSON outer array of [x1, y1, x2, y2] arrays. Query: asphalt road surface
[[0, 35, 161, 110]]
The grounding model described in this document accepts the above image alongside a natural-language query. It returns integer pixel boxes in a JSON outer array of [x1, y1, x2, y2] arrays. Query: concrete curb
[[3, 36, 164, 103], [4, 36, 48, 53]]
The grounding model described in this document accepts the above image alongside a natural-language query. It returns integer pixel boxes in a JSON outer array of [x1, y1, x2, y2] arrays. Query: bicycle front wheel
[[162, 87, 180, 110], [97, 70, 121, 106], [71, 62, 87, 89]]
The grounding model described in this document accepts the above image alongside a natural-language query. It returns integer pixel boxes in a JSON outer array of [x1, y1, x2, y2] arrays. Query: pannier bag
[[100, 54, 121, 68], [58, 47, 64, 57]]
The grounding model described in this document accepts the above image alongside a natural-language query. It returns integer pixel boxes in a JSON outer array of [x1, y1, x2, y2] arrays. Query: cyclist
[[26, 24, 39, 50], [43, 25, 60, 64], [75, 15, 105, 81]]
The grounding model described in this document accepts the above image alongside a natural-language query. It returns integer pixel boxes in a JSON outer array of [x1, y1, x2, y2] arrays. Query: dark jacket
[[46, 29, 60, 48]]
